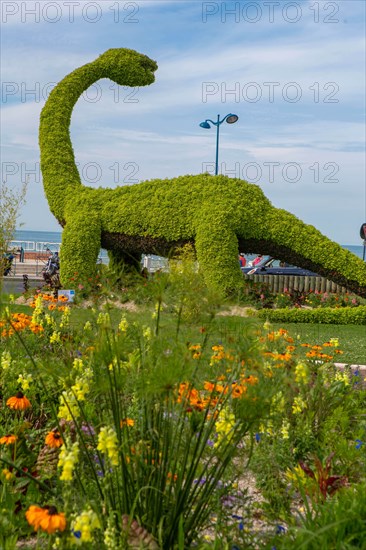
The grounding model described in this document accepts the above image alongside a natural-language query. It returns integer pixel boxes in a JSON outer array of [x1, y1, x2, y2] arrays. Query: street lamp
[[199, 113, 238, 175]]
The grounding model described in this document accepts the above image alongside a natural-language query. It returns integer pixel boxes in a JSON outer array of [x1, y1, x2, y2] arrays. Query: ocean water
[[10, 230, 366, 261], [12, 230, 109, 261]]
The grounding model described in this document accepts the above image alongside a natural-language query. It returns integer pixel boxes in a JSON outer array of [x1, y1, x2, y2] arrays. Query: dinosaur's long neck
[[39, 61, 104, 223]]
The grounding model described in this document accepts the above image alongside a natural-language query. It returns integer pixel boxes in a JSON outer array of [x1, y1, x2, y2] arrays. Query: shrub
[[255, 305, 366, 325]]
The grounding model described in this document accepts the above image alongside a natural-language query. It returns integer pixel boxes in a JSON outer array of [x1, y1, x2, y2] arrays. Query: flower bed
[[1, 259, 365, 548]]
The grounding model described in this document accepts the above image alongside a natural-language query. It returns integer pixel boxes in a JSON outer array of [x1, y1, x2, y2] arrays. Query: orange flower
[[203, 381, 215, 392], [244, 375, 258, 385], [189, 344, 201, 351], [231, 384, 246, 398], [167, 472, 178, 482], [26, 505, 66, 534], [48, 304, 56, 311], [25, 506, 46, 530], [45, 431, 63, 448], [120, 418, 135, 427], [6, 392, 31, 410], [212, 345, 224, 352], [0, 435, 18, 445]]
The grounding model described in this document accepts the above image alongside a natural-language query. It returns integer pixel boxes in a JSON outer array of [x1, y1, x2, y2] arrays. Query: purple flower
[[276, 525, 286, 534], [355, 439, 364, 450], [194, 477, 206, 485], [81, 423, 96, 436]]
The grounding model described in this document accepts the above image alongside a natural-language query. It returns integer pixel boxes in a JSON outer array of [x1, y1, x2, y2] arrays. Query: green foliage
[[39, 48, 366, 298], [1, 276, 366, 548], [268, 482, 366, 549], [0, 179, 27, 294], [256, 305, 366, 324]]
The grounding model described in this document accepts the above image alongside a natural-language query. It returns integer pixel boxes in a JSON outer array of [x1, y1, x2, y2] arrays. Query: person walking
[[238, 253, 246, 267]]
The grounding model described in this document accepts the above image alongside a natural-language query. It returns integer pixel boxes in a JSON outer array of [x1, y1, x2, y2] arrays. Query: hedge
[[39, 48, 366, 297], [255, 306, 366, 325]]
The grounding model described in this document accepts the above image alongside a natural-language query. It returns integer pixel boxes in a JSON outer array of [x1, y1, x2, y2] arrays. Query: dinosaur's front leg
[[195, 222, 243, 295], [60, 203, 102, 288]]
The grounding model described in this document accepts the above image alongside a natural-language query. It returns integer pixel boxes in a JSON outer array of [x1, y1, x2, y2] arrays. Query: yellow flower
[[97, 312, 110, 327], [292, 396, 307, 415], [71, 508, 101, 542], [118, 316, 128, 332], [285, 464, 307, 485], [329, 337, 339, 347], [2, 468, 14, 481], [50, 331, 61, 344], [334, 372, 350, 386], [97, 427, 119, 466], [83, 321, 92, 331], [71, 380, 89, 401], [58, 391, 80, 421], [58, 441, 79, 481], [295, 363, 309, 384], [72, 358, 84, 372], [17, 373, 33, 392], [214, 408, 236, 448], [1, 350, 12, 370], [280, 420, 290, 440]]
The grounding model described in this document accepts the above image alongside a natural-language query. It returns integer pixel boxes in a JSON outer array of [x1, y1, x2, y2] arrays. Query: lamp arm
[[220, 114, 230, 124]]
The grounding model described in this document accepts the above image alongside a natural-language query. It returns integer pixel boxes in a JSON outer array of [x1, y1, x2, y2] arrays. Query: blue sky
[[1, 0, 365, 245]]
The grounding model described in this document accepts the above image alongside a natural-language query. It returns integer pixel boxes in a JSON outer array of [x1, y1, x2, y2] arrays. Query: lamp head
[[199, 121, 211, 129], [226, 114, 239, 124]]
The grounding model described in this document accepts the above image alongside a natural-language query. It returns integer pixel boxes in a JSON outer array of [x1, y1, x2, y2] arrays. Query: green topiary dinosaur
[[39, 48, 366, 296]]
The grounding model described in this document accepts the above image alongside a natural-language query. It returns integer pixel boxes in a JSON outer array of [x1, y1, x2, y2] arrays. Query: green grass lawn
[[272, 322, 366, 364], [2, 294, 365, 365], [212, 316, 366, 365]]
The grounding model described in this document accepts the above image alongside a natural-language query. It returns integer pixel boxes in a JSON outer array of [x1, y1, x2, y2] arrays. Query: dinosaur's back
[[98, 174, 272, 242]]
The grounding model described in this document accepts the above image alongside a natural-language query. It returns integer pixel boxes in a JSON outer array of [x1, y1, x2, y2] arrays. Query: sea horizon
[[11, 229, 366, 261]]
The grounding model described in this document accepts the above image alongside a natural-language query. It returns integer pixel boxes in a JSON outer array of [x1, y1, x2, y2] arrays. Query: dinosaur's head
[[95, 48, 157, 87]]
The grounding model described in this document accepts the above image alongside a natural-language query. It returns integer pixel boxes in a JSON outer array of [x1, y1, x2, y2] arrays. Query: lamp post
[[199, 113, 238, 175]]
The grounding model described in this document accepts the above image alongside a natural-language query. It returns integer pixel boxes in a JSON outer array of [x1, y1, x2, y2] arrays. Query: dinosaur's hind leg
[[60, 208, 102, 287]]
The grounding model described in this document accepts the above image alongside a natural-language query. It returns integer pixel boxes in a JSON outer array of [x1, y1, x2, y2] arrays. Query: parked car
[[241, 256, 318, 276]]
